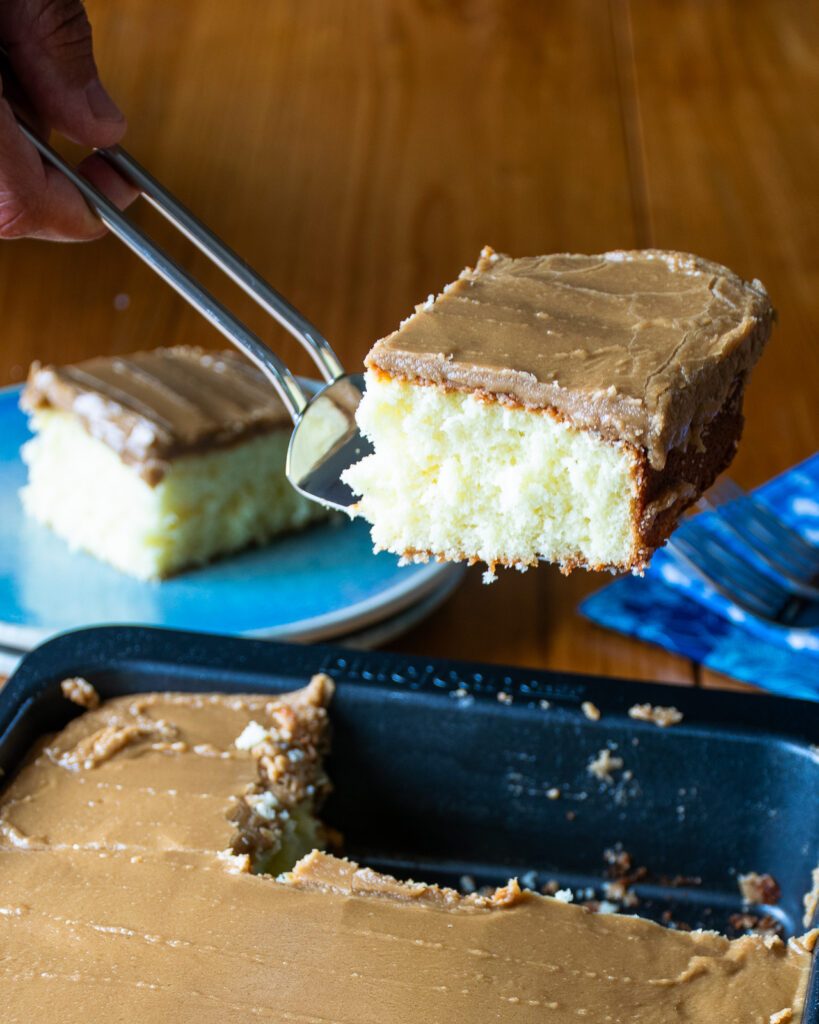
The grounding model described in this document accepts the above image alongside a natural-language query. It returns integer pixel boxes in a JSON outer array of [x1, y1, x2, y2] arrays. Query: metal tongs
[[18, 123, 370, 511]]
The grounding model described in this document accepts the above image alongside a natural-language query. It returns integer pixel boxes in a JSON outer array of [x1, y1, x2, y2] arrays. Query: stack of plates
[[0, 387, 464, 676]]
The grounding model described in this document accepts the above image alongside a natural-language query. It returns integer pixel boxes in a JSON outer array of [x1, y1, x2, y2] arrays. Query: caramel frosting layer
[[0, 845, 811, 1023], [21, 347, 291, 484], [0, 678, 332, 863], [0, 688, 812, 1023], [368, 248, 774, 468]]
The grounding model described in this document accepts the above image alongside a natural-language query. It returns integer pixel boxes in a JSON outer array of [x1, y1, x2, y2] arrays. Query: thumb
[[0, 0, 126, 147]]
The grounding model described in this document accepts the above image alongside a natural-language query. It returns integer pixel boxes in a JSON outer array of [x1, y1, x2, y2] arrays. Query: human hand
[[0, 0, 138, 241]]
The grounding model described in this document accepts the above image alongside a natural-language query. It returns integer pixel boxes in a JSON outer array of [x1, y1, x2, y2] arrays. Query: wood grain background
[[2, 0, 817, 689]]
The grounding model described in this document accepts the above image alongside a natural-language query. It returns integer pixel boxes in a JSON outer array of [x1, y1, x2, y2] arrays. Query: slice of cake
[[342, 248, 774, 577], [20, 346, 327, 579]]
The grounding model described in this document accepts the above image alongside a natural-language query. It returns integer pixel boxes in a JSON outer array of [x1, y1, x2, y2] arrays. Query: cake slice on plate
[[343, 248, 774, 578], [20, 346, 327, 580]]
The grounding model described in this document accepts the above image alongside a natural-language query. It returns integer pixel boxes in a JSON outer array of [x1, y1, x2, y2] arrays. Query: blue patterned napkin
[[580, 453, 819, 700]]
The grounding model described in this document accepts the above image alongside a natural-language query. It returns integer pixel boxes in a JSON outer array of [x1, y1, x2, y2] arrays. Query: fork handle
[[18, 122, 309, 422], [99, 145, 345, 384]]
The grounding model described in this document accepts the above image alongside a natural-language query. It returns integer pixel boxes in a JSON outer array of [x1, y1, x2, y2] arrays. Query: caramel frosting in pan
[[368, 248, 774, 468], [0, 678, 332, 862], [0, 687, 812, 1023], [0, 846, 811, 1023], [21, 347, 291, 484]]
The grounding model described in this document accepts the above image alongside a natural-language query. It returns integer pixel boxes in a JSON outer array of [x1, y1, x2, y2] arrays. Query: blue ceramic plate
[[0, 386, 461, 648]]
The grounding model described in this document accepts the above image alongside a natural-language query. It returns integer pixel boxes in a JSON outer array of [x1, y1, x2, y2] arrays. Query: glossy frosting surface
[[0, 687, 812, 1024], [22, 347, 291, 483], [368, 248, 774, 467]]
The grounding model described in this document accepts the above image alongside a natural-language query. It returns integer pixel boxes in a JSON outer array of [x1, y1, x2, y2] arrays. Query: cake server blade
[[287, 374, 373, 510], [15, 120, 368, 512]]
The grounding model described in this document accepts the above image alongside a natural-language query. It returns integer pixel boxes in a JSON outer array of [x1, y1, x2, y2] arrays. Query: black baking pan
[[1, 625, 817, 1017]]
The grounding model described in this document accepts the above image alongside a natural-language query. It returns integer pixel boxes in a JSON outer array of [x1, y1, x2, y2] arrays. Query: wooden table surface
[[1, 0, 817, 693]]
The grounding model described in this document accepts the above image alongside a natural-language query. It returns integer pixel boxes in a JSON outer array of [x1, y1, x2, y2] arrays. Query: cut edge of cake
[[230, 673, 336, 876], [0, 673, 336, 877]]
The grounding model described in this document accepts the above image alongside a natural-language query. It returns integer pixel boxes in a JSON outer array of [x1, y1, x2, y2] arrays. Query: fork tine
[[723, 498, 819, 565], [666, 543, 772, 619], [668, 535, 783, 620], [739, 501, 819, 569], [686, 523, 788, 598], [709, 510, 819, 598], [705, 477, 745, 505], [703, 479, 819, 586]]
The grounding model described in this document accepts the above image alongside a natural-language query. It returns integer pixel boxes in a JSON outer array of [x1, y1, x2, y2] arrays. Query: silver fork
[[667, 480, 819, 628], [700, 477, 819, 595], [16, 124, 370, 512]]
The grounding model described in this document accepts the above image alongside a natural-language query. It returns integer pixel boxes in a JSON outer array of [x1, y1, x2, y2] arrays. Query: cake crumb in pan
[[628, 703, 684, 727], [739, 872, 783, 906], [60, 676, 100, 709], [587, 748, 624, 783], [581, 701, 601, 721]]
